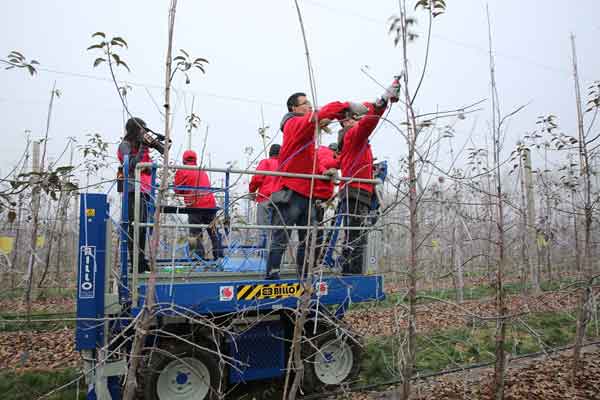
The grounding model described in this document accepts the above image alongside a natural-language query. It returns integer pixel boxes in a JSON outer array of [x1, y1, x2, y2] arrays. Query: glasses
[[296, 100, 312, 107]]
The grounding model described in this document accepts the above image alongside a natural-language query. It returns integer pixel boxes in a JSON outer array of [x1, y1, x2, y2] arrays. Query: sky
[[1, 0, 599, 188]]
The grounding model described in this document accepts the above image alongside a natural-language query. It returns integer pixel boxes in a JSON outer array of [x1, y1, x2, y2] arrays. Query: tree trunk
[[24, 140, 42, 318], [400, 2, 419, 396], [38, 193, 62, 288], [569, 32, 594, 383], [10, 193, 24, 289], [572, 191, 581, 272], [519, 155, 529, 285], [487, 7, 507, 398], [122, 2, 178, 399], [523, 148, 540, 292]]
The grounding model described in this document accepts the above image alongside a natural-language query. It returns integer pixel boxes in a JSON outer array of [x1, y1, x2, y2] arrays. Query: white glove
[[376, 79, 401, 107], [347, 102, 369, 116]]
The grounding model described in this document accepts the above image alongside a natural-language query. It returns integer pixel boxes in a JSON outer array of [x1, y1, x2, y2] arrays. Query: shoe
[[265, 273, 280, 280]]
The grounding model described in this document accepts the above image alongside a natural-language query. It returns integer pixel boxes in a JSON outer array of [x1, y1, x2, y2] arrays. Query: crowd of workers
[[118, 78, 400, 279]]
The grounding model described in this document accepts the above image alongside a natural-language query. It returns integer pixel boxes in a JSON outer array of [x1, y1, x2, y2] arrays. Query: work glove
[[319, 118, 332, 133], [376, 78, 401, 107], [347, 102, 369, 116], [323, 168, 338, 180]]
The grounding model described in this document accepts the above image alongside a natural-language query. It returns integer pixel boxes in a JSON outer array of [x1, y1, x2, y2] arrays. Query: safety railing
[[121, 158, 383, 304]]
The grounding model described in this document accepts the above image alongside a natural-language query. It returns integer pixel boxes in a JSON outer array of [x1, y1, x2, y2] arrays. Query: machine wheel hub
[[313, 338, 354, 385], [156, 357, 211, 400]]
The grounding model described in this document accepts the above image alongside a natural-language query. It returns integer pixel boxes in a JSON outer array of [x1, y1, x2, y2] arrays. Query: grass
[[360, 310, 595, 384], [0, 369, 84, 400], [352, 277, 578, 311]]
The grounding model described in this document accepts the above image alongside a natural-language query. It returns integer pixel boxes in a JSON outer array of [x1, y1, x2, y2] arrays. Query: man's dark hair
[[286, 92, 306, 112], [124, 117, 147, 142], [269, 144, 281, 157]]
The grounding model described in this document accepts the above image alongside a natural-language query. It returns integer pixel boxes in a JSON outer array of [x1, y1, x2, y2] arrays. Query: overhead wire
[[35, 66, 281, 107], [302, 0, 577, 78]]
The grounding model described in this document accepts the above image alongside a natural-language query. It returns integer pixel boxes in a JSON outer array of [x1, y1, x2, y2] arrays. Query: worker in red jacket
[[313, 143, 340, 261], [249, 144, 280, 225], [314, 144, 339, 204], [265, 92, 362, 279], [337, 79, 400, 274], [174, 150, 223, 260]]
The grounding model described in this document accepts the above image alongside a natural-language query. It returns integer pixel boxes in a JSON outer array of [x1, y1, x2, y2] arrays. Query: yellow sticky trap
[[36, 235, 45, 248], [537, 234, 547, 248], [0, 236, 15, 254], [86, 208, 96, 217]]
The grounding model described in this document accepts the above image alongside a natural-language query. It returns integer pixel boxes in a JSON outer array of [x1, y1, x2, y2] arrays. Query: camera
[[142, 130, 171, 155]]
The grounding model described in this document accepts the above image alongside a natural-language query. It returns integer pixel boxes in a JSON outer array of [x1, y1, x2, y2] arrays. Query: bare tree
[[569, 32, 596, 383]]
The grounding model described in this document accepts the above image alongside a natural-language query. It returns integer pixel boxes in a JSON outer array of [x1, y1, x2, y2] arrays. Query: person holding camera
[[117, 117, 159, 273]]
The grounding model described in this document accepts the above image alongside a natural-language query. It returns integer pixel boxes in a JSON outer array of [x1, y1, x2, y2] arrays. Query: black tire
[[301, 328, 362, 393], [142, 342, 223, 400]]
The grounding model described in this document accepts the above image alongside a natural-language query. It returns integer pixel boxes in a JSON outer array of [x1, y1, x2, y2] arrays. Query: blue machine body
[[76, 193, 108, 351], [136, 275, 383, 315], [227, 320, 286, 383], [75, 159, 385, 399]]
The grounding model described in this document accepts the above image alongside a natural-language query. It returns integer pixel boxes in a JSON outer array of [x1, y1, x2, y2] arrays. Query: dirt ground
[[351, 345, 600, 400]]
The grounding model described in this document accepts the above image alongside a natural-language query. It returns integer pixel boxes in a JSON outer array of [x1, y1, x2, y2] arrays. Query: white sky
[[1, 0, 599, 187]]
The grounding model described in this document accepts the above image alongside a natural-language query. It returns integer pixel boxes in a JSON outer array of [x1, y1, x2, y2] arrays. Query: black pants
[[340, 194, 371, 274], [127, 192, 149, 273], [266, 190, 316, 278], [189, 210, 223, 260]]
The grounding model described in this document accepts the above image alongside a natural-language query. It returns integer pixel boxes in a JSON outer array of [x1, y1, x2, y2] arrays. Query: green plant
[[0, 369, 84, 400]]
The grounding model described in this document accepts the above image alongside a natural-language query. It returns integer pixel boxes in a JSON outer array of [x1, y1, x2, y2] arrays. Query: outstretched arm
[[284, 101, 350, 142], [345, 102, 386, 146]]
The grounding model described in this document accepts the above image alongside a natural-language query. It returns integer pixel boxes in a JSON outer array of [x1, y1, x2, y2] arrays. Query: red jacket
[[174, 150, 217, 208], [249, 156, 279, 203], [276, 101, 349, 198], [339, 103, 385, 193], [313, 146, 339, 200], [117, 142, 152, 193]]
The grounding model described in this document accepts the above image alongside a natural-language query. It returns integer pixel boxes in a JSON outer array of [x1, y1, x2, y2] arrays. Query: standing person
[[174, 150, 223, 260], [117, 117, 154, 273], [314, 144, 339, 209], [313, 143, 340, 261], [337, 80, 400, 274], [249, 144, 281, 225], [265, 92, 355, 279]]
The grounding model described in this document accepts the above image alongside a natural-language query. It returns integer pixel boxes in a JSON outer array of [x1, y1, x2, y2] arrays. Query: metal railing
[[121, 159, 383, 304]]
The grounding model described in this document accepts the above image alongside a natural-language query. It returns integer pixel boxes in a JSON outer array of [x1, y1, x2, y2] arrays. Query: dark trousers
[[266, 190, 316, 277], [340, 195, 371, 274], [127, 192, 149, 273], [189, 210, 223, 260]]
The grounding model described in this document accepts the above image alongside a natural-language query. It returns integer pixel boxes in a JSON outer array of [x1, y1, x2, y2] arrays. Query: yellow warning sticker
[[236, 283, 304, 300], [86, 208, 96, 217]]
